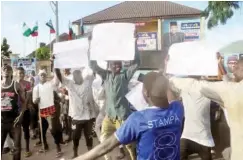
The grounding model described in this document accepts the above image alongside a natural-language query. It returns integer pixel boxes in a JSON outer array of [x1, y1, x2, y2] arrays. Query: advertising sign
[[162, 18, 201, 54], [137, 32, 157, 51], [11, 58, 36, 77]]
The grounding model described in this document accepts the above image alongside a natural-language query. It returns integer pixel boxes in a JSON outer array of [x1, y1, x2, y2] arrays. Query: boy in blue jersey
[[74, 72, 184, 160]]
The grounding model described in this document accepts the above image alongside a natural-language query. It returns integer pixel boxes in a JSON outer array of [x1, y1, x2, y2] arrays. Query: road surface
[[2, 132, 224, 160]]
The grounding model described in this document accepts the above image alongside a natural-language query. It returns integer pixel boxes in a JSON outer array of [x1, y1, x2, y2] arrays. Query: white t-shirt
[[62, 74, 98, 120], [170, 77, 215, 147], [33, 79, 57, 109]]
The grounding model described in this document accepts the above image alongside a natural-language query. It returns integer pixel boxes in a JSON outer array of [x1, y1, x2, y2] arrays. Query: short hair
[[143, 72, 169, 106], [17, 67, 25, 72]]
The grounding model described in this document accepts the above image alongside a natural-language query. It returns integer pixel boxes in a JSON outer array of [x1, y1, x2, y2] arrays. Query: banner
[[90, 23, 136, 61], [166, 41, 218, 76], [11, 58, 36, 77], [137, 32, 157, 51], [162, 18, 200, 54]]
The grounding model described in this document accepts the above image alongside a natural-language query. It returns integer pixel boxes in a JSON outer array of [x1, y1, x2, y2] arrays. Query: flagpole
[[49, 33, 52, 54]]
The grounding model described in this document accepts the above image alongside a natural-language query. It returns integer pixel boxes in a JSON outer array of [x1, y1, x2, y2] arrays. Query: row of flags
[[22, 20, 76, 40]]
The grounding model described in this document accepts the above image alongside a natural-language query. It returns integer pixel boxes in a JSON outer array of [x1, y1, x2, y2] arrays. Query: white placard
[[90, 23, 136, 61], [166, 41, 218, 76], [53, 38, 89, 68], [126, 83, 148, 111]]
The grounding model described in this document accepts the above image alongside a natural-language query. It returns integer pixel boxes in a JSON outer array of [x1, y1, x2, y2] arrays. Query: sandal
[[55, 151, 63, 158], [24, 151, 32, 158]]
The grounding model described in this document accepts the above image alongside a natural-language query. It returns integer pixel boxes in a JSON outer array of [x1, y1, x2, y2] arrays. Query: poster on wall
[[223, 53, 241, 78], [11, 58, 37, 77], [162, 18, 201, 54], [137, 32, 157, 51]]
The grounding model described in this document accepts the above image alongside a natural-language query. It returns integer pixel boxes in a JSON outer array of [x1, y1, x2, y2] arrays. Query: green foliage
[[202, 1, 240, 29], [35, 46, 50, 60], [1, 38, 12, 58]]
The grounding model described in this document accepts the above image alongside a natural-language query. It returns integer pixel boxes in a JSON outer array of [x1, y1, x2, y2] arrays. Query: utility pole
[[50, 1, 59, 42]]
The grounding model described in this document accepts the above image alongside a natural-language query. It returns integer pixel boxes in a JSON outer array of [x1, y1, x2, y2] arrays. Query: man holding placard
[[88, 22, 140, 160]]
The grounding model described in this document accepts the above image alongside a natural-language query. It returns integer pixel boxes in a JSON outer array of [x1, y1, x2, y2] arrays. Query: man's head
[[233, 58, 243, 82], [64, 68, 71, 75], [170, 22, 178, 34], [142, 72, 169, 107], [110, 61, 122, 74], [17, 67, 25, 80], [1, 65, 13, 79], [29, 77, 35, 88], [73, 70, 83, 85], [38, 69, 47, 83], [227, 56, 238, 73]]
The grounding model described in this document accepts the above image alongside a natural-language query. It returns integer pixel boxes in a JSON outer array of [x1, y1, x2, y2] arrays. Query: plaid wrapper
[[40, 105, 56, 117]]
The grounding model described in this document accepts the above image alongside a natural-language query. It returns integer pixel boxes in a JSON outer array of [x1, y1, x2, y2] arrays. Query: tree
[[35, 46, 51, 60], [202, 1, 240, 29], [1, 38, 12, 58]]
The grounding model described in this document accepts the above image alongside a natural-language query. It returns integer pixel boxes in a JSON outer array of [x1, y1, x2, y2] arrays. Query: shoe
[[2, 147, 10, 154], [56, 151, 63, 158], [24, 151, 32, 158]]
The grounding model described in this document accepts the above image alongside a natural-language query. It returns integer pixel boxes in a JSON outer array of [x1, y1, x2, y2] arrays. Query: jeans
[[1, 122, 22, 160]]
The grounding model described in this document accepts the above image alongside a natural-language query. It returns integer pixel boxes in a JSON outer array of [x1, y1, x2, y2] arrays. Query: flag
[[22, 23, 32, 37], [68, 21, 74, 40], [31, 22, 38, 37], [46, 20, 55, 34]]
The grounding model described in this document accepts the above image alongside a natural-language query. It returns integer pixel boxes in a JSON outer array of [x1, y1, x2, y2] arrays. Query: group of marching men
[[1, 49, 243, 160]]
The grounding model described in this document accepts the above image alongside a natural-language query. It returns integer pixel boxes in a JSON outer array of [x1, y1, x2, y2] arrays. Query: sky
[[1, 1, 243, 57]]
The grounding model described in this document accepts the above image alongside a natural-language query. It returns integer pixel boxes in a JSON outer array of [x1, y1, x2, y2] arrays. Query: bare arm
[[16, 82, 26, 112], [90, 61, 108, 80], [74, 135, 120, 160], [125, 49, 140, 81]]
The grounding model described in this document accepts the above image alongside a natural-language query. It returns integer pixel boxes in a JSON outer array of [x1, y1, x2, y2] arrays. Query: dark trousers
[[180, 138, 212, 160], [30, 107, 38, 130], [72, 119, 94, 150], [39, 115, 62, 146], [63, 114, 72, 138], [1, 122, 22, 160], [22, 109, 30, 140]]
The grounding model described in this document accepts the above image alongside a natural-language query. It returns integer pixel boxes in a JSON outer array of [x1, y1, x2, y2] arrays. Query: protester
[[30, 70, 39, 86], [32, 69, 63, 157], [55, 67, 98, 159], [16, 67, 32, 157], [89, 49, 140, 160], [26, 77, 39, 140], [167, 58, 243, 160], [59, 68, 73, 143], [1, 65, 26, 160], [74, 72, 184, 160]]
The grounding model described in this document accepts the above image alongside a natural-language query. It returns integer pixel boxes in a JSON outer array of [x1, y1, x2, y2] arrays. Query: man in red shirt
[[16, 67, 32, 157]]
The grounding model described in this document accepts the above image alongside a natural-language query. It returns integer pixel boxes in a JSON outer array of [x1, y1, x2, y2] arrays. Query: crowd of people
[[1, 49, 243, 160]]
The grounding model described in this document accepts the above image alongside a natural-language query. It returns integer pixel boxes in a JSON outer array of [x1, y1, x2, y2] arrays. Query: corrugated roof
[[73, 1, 202, 24]]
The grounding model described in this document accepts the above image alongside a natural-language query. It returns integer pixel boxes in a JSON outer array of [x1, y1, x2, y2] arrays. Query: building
[[72, 1, 204, 69]]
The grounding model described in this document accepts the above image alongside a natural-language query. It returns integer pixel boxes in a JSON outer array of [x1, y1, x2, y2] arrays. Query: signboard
[[90, 23, 136, 61], [166, 41, 218, 76], [11, 58, 37, 77], [137, 32, 157, 51], [162, 18, 201, 54]]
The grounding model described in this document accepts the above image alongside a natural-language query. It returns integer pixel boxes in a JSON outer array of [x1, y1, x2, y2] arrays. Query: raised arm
[[90, 61, 108, 80], [54, 68, 73, 89], [125, 49, 140, 81]]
